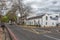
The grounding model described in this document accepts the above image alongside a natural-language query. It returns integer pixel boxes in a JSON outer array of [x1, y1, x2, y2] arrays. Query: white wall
[[25, 18, 42, 25], [41, 14, 58, 27], [25, 20, 34, 25], [25, 13, 59, 27], [58, 18, 60, 23]]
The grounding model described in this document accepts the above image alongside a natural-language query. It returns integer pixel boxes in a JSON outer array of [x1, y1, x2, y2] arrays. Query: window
[[50, 16, 52, 18], [56, 16, 58, 18], [38, 20, 40, 25], [46, 22, 47, 25], [52, 23, 54, 25], [46, 16, 48, 20]]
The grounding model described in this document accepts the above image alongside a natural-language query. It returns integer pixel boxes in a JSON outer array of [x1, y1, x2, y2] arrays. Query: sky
[[1, 0, 13, 15], [2, 0, 60, 16], [22, 0, 60, 15]]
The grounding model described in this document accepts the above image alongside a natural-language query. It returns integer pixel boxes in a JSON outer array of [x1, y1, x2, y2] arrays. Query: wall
[[41, 14, 58, 27], [25, 13, 59, 27]]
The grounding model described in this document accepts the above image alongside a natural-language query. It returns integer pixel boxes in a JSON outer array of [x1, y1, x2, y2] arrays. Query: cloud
[[22, 0, 60, 15]]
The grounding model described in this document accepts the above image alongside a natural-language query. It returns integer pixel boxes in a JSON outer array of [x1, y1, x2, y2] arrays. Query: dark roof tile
[[27, 14, 45, 20]]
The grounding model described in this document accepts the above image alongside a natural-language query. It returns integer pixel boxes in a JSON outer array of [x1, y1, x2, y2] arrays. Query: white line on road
[[44, 35, 60, 40], [22, 28, 40, 34]]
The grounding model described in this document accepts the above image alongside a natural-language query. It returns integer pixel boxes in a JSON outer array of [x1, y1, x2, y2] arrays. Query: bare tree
[[18, 0, 34, 24], [6, 0, 33, 24]]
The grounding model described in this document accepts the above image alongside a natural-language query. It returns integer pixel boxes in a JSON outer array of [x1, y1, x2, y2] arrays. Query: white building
[[25, 13, 59, 27]]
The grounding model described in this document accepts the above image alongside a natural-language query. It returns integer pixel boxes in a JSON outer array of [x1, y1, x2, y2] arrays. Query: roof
[[50, 17, 58, 20], [27, 14, 45, 20]]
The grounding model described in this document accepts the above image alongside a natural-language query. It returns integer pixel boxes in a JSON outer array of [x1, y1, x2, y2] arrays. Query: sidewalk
[[0, 28, 5, 40]]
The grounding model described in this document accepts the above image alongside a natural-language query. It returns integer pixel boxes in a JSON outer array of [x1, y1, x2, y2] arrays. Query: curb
[[5, 24, 18, 40]]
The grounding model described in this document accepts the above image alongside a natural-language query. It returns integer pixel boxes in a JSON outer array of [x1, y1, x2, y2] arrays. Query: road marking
[[44, 35, 60, 40], [22, 28, 47, 35], [31, 29, 40, 34], [22, 28, 40, 34]]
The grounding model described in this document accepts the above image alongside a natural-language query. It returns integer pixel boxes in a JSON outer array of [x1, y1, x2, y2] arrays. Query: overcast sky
[[22, 0, 60, 15], [3, 0, 60, 17]]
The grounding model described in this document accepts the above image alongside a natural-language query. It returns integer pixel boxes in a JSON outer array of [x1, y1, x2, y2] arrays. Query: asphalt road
[[5, 24, 60, 40]]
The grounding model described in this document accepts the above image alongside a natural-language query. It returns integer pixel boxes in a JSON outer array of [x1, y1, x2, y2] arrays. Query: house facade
[[25, 13, 59, 27], [41, 14, 59, 27]]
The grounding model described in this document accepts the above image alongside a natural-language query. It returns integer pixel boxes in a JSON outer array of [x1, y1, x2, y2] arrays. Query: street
[[5, 24, 60, 40], [0, 0, 60, 40]]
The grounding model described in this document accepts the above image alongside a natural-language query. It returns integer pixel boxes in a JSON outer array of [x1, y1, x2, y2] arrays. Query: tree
[[5, 3, 18, 22], [16, 0, 33, 24], [1, 16, 9, 22], [0, 15, 2, 22], [4, 0, 33, 24], [6, 11, 17, 22]]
